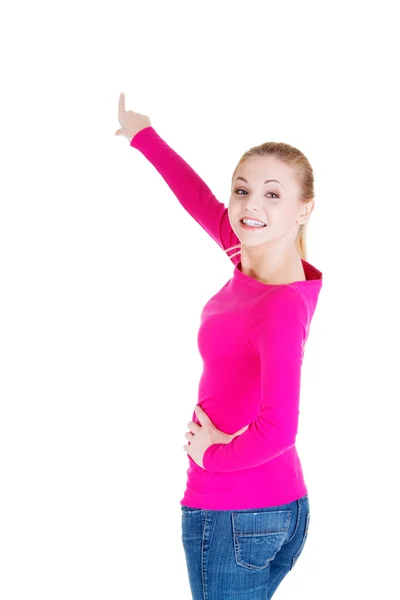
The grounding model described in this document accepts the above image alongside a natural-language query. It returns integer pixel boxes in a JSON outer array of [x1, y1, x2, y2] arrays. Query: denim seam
[[201, 512, 209, 600], [291, 510, 309, 569], [284, 499, 301, 545]]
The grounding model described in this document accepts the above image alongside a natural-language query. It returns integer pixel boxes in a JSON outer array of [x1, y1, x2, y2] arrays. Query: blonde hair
[[224, 141, 315, 262]]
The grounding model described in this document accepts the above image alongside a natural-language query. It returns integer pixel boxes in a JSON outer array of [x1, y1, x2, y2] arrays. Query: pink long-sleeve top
[[130, 127, 323, 510]]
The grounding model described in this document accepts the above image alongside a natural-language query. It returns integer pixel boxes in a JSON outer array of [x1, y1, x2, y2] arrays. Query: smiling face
[[228, 155, 313, 252]]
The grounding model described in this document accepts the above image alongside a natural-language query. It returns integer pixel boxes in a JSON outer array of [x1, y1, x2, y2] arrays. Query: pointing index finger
[[118, 92, 125, 115]]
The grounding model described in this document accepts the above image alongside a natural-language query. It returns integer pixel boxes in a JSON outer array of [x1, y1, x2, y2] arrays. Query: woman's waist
[[186, 445, 304, 488], [181, 448, 307, 510]]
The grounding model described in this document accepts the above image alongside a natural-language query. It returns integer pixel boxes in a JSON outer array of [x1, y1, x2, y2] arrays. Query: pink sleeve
[[130, 127, 230, 250], [202, 287, 308, 472]]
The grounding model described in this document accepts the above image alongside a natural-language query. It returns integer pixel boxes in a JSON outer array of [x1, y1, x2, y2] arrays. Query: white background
[[1, 0, 399, 598]]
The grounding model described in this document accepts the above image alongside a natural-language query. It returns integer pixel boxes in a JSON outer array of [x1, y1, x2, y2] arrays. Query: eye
[[234, 188, 279, 199]]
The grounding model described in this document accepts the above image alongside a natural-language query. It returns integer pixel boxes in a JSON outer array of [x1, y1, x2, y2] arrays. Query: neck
[[239, 244, 304, 285]]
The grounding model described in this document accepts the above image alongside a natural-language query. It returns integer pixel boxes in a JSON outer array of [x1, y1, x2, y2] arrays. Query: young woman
[[115, 92, 323, 599]]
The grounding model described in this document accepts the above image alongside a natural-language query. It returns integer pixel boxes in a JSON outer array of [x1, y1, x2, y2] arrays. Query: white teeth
[[242, 219, 266, 227]]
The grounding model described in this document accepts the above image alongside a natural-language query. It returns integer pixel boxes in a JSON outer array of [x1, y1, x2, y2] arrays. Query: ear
[[298, 201, 314, 224]]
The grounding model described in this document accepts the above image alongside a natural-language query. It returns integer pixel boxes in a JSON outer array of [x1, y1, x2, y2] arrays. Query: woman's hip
[[180, 494, 310, 599]]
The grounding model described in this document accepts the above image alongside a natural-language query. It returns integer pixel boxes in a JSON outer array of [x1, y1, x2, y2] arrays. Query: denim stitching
[[231, 510, 291, 571], [284, 499, 301, 544], [201, 511, 209, 600], [291, 509, 309, 569]]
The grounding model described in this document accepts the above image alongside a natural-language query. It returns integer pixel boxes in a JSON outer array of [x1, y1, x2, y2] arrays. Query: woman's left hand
[[183, 405, 248, 469]]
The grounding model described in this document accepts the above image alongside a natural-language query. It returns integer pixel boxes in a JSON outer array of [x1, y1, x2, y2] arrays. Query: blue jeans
[[181, 494, 310, 600]]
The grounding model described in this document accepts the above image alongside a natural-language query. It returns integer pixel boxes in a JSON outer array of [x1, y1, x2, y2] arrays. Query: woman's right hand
[[114, 92, 152, 142]]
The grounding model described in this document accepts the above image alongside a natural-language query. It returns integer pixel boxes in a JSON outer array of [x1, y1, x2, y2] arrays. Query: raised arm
[[115, 93, 240, 260], [202, 287, 309, 472]]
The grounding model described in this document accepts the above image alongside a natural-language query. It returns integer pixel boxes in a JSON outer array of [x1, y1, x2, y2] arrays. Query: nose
[[244, 205, 264, 216], [243, 197, 265, 214]]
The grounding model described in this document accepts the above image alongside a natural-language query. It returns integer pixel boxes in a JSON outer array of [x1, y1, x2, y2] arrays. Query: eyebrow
[[235, 176, 285, 190]]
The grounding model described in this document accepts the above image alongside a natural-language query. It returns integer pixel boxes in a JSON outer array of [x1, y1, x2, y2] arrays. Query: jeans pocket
[[291, 511, 310, 570], [232, 509, 291, 571]]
